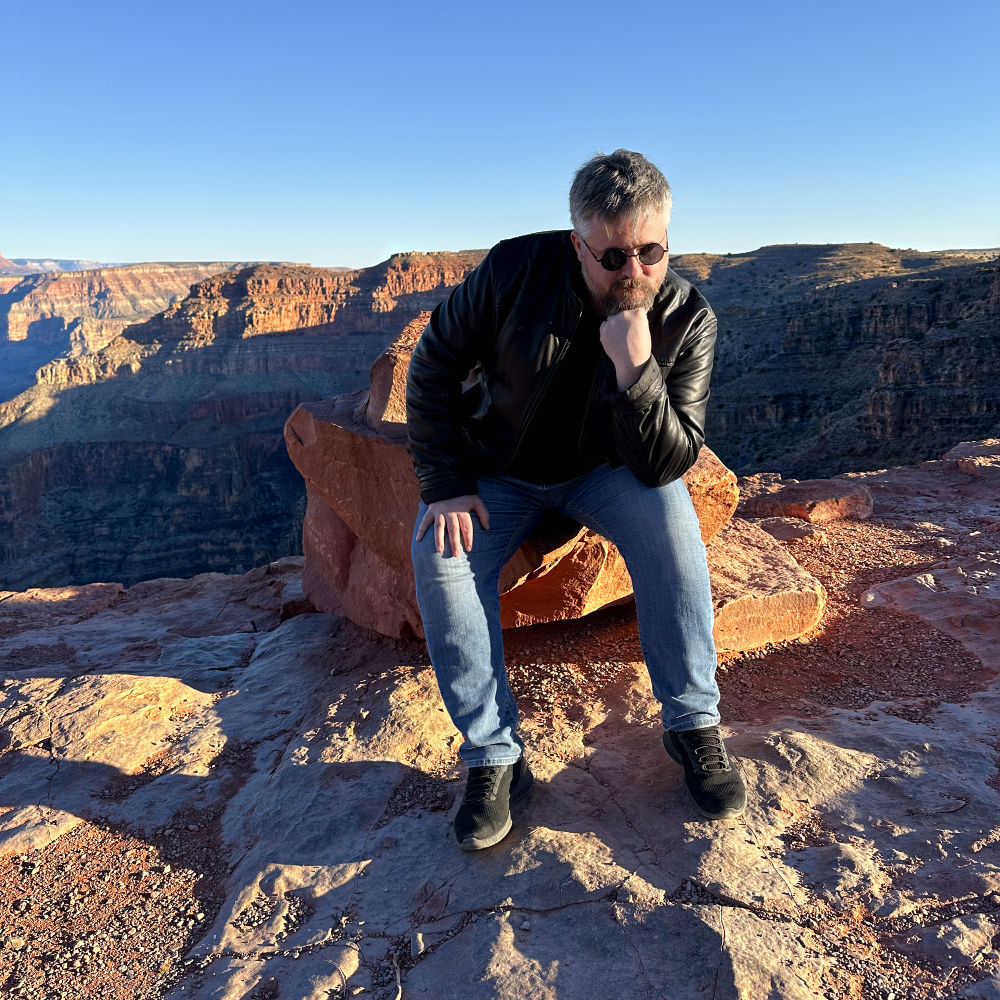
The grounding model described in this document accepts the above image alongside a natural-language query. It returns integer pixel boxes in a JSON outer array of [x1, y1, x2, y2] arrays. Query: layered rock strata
[[3, 243, 996, 594], [0, 262, 241, 400], [675, 243, 1000, 478], [285, 330, 827, 650], [861, 264, 1000, 466], [0, 257, 481, 591]]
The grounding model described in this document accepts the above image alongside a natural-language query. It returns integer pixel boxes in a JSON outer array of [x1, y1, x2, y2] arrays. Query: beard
[[583, 272, 659, 316]]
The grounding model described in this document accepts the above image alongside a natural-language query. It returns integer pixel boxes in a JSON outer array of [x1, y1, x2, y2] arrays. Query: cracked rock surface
[[2, 446, 1000, 1000]]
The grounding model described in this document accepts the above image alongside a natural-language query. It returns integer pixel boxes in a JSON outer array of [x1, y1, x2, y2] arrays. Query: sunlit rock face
[[0, 256, 483, 590], [0, 262, 241, 399]]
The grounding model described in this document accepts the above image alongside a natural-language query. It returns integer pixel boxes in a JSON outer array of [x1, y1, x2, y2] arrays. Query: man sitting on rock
[[406, 149, 746, 850]]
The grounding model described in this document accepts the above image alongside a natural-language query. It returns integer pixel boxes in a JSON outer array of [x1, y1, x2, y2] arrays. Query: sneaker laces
[[683, 731, 731, 774], [464, 765, 504, 802]]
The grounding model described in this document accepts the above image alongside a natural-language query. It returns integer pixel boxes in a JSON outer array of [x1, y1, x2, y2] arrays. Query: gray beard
[[585, 274, 659, 316]]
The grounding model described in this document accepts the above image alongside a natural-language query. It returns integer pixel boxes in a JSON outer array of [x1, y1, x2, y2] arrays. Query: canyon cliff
[[674, 243, 1000, 477], [0, 262, 241, 400], [0, 255, 481, 590], [0, 243, 996, 592], [681, 243, 1000, 476]]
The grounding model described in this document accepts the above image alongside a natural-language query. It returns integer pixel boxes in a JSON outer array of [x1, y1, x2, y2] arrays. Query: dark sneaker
[[663, 727, 746, 820], [454, 756, 534, 851]]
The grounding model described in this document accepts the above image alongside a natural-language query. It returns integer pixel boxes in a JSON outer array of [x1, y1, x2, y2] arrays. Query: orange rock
[[286, 398, 739, 639], [286, 328, 827, 650], [499, 529, 630, 629], [708, 519, 826, 652], [301, 482, 424, 639], [363, 313, 430, 433], [741, 479, 873, 522]]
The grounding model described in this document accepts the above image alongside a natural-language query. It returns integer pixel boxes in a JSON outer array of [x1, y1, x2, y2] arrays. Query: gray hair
[[569, 149, 672, 233]]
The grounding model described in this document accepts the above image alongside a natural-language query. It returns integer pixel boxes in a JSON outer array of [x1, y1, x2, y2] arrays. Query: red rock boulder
[[285, 327, 825, 650]]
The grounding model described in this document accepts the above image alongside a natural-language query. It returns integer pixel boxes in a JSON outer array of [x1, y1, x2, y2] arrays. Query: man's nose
[[621, 253, 643, 278]]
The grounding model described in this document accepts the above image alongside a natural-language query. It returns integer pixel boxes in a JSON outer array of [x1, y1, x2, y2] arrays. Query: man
[[406, 149, 746, 851]]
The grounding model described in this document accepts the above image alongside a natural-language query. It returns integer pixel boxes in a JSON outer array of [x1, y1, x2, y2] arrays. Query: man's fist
[[600, 308, 652, 390]]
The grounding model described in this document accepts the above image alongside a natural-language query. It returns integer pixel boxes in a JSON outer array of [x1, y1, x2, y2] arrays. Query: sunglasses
[[579, 234, 669, 271]]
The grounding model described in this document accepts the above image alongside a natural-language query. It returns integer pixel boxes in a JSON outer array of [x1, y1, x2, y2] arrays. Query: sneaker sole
[[457, 815, 513, 851], [685, 789, 746, 821], [455, 766, 534, 851]]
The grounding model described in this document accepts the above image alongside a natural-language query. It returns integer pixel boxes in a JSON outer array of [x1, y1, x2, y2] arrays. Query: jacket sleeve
[[406, 254, 495, 503], [607, 298, 717, 486]]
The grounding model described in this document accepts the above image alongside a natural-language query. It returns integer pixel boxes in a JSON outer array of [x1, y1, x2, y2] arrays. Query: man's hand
[[415, 494, 490, 556], [600, 308, 652, 390]]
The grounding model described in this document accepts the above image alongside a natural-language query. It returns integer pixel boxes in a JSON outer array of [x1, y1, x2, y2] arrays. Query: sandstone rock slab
[[945, 439, 1000, 484], [362, 311, 430, 432], [752, 515, 829, 543], [893, 915, 997, 970], [2, 542, 1000, 999], [708, 518, 826, 652], [862, 554, 1000, 668], [741, 477, 874, 522]]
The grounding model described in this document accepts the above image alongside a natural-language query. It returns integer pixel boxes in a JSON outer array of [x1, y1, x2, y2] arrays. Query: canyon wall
[[0, 242, 996, 591], [860, 260, 1000, 464], [672, 243, 1000, 477], [0, 262, 241, 399], [0, 254, 482, 590]]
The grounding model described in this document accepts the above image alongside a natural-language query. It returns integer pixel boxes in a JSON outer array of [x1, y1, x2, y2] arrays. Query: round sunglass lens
[[637, 244, 665, 265], [600, 249, 627, 270]]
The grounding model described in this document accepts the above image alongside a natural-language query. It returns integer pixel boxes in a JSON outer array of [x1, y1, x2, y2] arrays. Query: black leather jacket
[[406, 230, 717, 504]]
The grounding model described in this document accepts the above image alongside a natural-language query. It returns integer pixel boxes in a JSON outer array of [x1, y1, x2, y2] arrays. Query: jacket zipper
[[501, 309, 581, 472], [577, 351, 613, 458]]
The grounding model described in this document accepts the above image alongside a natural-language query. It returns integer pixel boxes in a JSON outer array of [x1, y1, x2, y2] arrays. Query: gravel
[[0, 820, 223, 999]]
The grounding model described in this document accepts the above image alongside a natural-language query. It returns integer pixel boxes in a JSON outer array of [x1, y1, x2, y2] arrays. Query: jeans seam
[[497, 508, 539, 734]]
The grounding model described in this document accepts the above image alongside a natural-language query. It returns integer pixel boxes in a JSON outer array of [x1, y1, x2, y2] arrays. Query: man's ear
[[569, 231, 584, 262]]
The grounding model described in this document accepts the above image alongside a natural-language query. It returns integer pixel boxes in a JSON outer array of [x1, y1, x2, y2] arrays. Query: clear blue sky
[[2, 0, 997, 267]]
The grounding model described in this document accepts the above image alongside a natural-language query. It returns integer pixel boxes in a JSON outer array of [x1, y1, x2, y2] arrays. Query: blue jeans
[[410, 464, 721, 767]]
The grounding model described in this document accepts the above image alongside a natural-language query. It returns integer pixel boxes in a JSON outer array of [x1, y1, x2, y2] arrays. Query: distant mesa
[[0, 248, 357, 277], [0, 249, 105, 275]]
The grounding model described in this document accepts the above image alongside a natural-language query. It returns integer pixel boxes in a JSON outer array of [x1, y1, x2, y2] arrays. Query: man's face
[[570, 211, 669, 317]]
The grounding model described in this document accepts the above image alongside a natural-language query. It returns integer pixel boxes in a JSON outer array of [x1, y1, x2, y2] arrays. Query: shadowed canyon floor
[[1, 449, 1000, 1000]]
